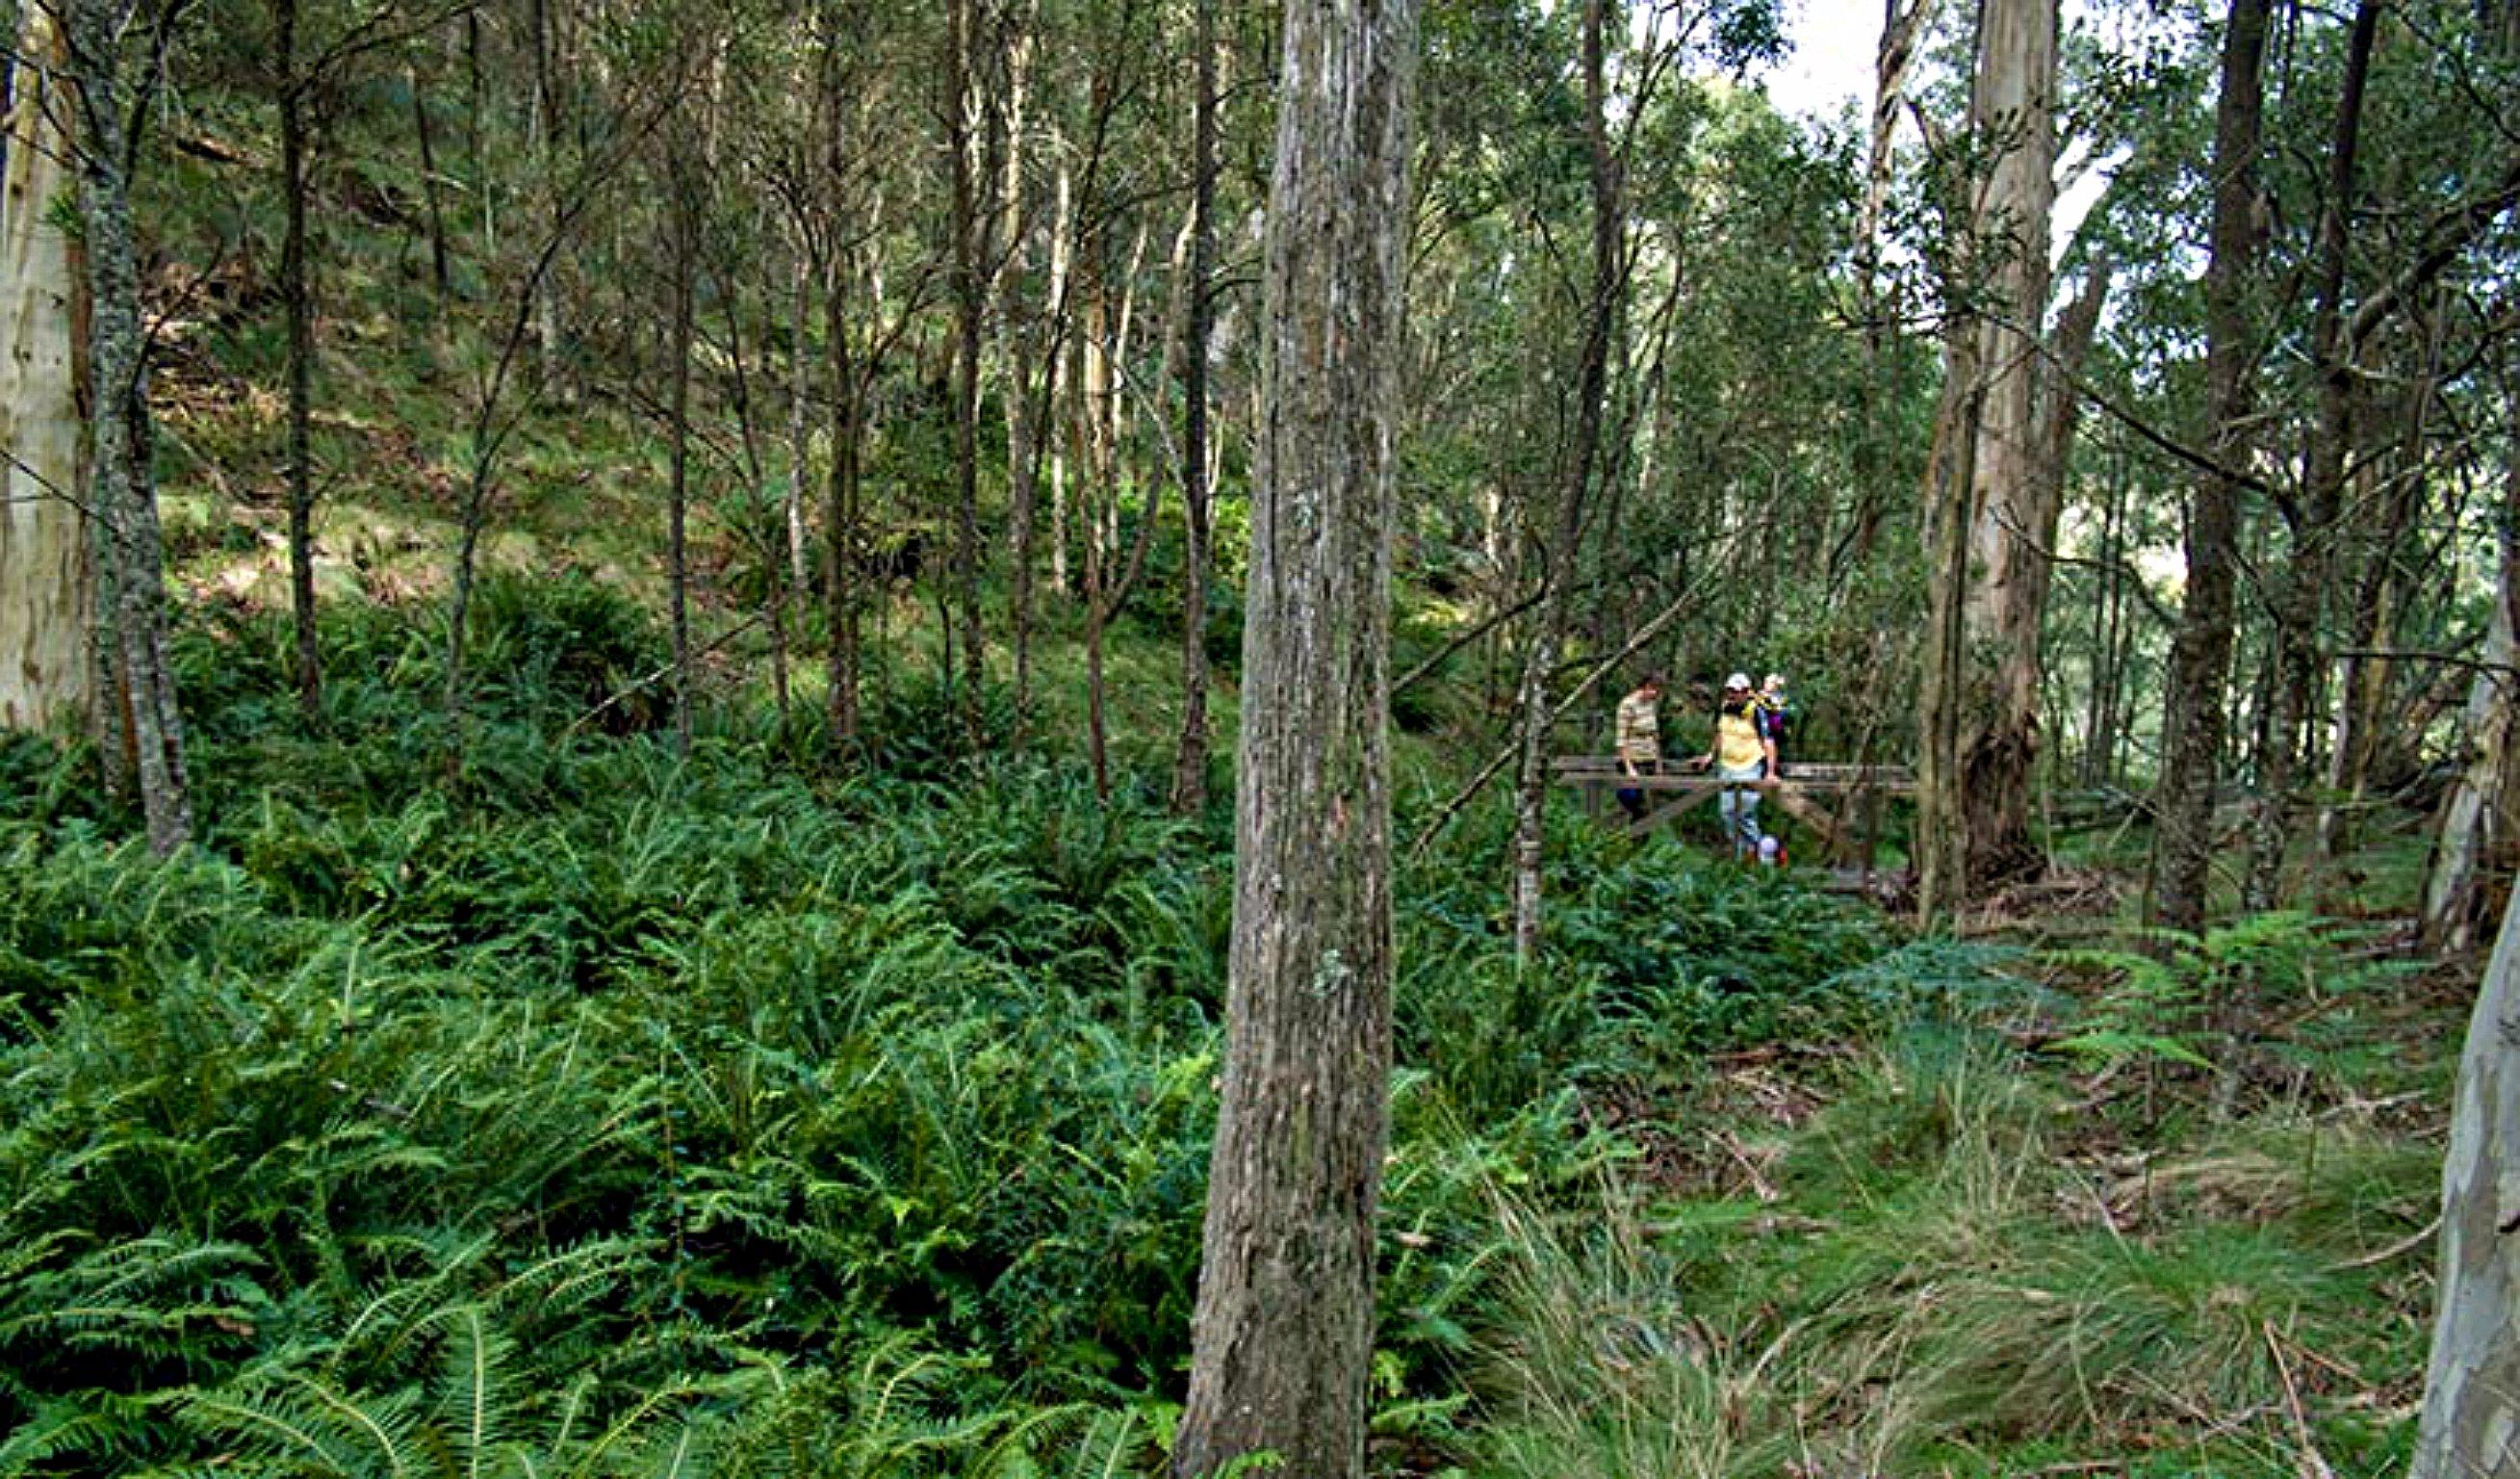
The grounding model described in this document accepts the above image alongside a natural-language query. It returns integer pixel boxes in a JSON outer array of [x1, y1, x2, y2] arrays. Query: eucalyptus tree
[[2413, 868, 2520, 1475], [0, 3, 90, 739], [1915, 0, 2060, 917], [1173, 0, 1417, 1467]]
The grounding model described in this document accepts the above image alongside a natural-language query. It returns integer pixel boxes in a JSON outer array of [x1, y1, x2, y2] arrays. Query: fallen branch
[[568, 610, 767, 737]]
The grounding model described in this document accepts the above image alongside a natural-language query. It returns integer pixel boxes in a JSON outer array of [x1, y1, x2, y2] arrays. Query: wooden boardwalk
[[1549, 756, 1916, 855]]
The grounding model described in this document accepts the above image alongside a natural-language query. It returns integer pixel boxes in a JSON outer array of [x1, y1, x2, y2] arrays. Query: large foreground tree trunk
[[2410, 878, 2520, 1476], [1171, 0, 1416, 1470], [0, 4, 91, 736]]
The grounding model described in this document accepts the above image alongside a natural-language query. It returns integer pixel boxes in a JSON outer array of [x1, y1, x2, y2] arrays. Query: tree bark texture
[[945, 0, 990, 756], [0, 4, 91, 736], [666, 147, 696, 760], [2148, 0, 2269, 935], [275, 0, 321, 717], [2246, 0, 2379, 911], [69, 0, 191, 854], [1171, 0, 1416, 1470], [1940, 0, 2060, 896], [1170, 0, 1218, 817], [823, 264, 862, 743], [2410, 880, 2520, 1477]]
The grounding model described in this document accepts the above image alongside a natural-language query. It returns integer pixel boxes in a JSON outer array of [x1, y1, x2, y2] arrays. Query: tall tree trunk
[[2423, 392, 2520, 953], [666, 157, 696, 759], [70, 0, 190, 855], [528, 0, 565, 394], [1172, 0, 1415, 1468], [1916, 338, 1984, 920], [1170, 0, 1218, 817], [2246, 0, 2379, 910], [1509, 0, 1619, 963], [0, 3, 91, 737], [1842, 0, 1936, 575], [275, 0, 321, 717], [411, 64, 450, 299], [2081, 433, 2127, 788], [945, 0, 990, 754], [1921, 0, 2060, 910], [2409, 877, 2520, 1476], [824, 265, 862, 743], [2148, 0, 2270, 935], [786, 249, 813, 607]]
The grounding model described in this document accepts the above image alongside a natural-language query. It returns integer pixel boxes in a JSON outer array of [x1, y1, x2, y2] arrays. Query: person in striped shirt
[[1613, 674, 1665, 822]]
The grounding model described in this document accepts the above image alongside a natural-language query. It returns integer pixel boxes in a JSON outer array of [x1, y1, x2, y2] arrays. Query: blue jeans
[[1716, 764, 1764, 857]]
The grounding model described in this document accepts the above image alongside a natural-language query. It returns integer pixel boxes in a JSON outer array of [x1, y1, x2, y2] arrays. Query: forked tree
[[1171, 0, 1417, 1470]]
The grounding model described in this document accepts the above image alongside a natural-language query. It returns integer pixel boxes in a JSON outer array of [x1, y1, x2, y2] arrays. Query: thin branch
[[567, 611, 767, 738], [1395, 586, 1546, 696]]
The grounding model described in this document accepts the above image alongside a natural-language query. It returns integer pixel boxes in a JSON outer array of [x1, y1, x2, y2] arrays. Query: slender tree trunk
[[1170, 0, 1218, 816], [0, 3, 91, 736], [275, 0, 321, 717], [70, 0, 190, 854], [2148, 0, 2270, 935], [2246, 0, 2379, 910], [1510, 0, 1618, 963], [1916, 342, 1983, 920], [2081, 436, 2124, 787], [1049, 170, 1074, 601], [666, 161, 695, 759], [787, 249, 813, 605], [528, 0, 565, 393], [412, 64, 450, 299], [945, 0, 989, 755], [825, 266, 862, 743], [1172, 0, 1414, 1467]]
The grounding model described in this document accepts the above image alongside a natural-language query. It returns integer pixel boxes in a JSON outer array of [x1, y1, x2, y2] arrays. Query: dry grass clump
[[1467, 1033, 2434, 1479]]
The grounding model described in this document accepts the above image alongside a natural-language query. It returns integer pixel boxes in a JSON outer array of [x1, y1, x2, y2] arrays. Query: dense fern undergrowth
[[0, 588, 2453, 1477]]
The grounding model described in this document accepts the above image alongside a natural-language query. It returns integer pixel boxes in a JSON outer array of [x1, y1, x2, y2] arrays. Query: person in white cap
[[1690, 671, 1778, 859]]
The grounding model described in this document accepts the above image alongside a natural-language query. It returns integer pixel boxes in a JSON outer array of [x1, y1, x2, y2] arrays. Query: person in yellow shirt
[[1612, 674, 1664, 822], [1689, 671, 1778, 859]]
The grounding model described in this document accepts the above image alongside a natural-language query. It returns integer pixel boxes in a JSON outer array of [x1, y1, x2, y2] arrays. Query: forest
[[0, 0, 2515, 1471]]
